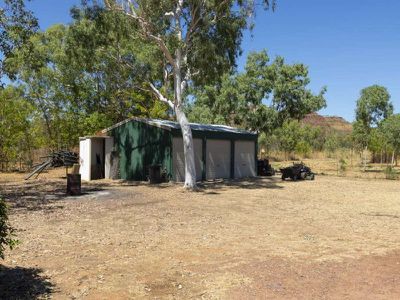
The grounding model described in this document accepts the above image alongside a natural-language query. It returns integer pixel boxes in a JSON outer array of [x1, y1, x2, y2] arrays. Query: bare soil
[[1, 170, 400, 299]]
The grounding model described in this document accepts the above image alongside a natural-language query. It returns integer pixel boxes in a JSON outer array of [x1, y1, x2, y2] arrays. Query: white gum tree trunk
[[174, 46, 196, 188], [176, 106, 196, 188]]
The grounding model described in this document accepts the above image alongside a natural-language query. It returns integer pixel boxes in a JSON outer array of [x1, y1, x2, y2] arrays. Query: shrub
[[296, 141, 312, 158], [384, 166, 398, 180], [339, 158, 347, 174], [0, 198, 18, 259]]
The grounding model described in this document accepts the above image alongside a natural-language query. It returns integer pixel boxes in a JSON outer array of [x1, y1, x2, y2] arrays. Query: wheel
[[310, 174, 315, 180], [281, 175, 286, 180], [292, 175, 298, 181]]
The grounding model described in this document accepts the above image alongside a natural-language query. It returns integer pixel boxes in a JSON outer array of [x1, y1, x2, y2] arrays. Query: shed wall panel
[[206, 140, 231, 180], [79, 139, 91, 181], [173, 138, 203, 182], [234, 141, 256, 178], [111, 121, 172, 181], [105, 137, 114, 179]]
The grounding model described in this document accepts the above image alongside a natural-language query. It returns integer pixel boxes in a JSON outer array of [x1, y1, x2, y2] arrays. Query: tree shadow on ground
[[0, 265, 55, 299], [0, 179, 114, 211], [196, 176, 284, 195]]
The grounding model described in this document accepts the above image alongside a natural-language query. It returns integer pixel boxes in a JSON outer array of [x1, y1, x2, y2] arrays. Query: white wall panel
[[234, 141, 256, 178], [105, 137, 114, 179], [206, 140, 231, 180], [79, 139, 91, 181], [173, 138, 203, 182]]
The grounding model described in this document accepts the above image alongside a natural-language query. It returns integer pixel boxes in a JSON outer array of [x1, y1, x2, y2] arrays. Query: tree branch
[[148, 82, 174, 109]]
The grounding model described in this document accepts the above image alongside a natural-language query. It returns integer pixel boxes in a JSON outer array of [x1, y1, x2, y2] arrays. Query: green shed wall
[[110, 122, 172, 180]]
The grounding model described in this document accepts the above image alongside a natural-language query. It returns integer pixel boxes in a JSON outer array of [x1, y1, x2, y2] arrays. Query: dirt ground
[[1, 170, 400, 299]]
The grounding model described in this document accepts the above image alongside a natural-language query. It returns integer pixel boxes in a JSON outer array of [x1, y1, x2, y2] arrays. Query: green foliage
[[352, 120, 369, 151], [0, 0, 38, 83], [272, 57, 327, 124], [2, 6, 170, 153], [275, 120, 303, 156], [295, 140, 312, 158], [381, 114, 400, 158], [102, 0, 276, 89], [339, 158, 347, 173], [185, 104, 215, 125], [356, 85, 393, 128], [0, 86, 36, 164], [188, 50, 326, 133], [0, 198, 18, 259], [384, 166, 398, 180], [368, 127, 387, 155], [353, 85, 393, 150], [324, 134, 339, 157]]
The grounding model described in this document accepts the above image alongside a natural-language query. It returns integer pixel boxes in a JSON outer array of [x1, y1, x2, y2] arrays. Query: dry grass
[[272, 157, 400, 180], [0, 170, 400, 298]]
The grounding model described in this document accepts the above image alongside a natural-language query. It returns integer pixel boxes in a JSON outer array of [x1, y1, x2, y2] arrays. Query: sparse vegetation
[[0, 198, 18, 259], [384, 166, 398, 180]]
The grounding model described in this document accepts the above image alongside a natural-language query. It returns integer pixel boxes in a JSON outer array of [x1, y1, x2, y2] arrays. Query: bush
[[384, 166, 398, 180], [339, 158, 347, 174], [296, 141, 312, 158], [0, 198, 18, 259]]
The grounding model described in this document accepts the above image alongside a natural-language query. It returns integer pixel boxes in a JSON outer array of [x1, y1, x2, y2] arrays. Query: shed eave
[[79, 136, 112, 141]]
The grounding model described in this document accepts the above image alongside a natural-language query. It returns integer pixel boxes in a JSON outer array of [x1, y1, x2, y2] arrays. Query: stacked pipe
[[25, 151, 79, 180]]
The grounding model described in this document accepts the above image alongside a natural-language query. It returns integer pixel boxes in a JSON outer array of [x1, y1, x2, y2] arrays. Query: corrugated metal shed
[[81, 117, 258, 182]]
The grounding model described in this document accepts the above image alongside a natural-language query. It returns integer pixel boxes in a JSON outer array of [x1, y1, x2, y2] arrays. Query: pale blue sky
[[24, 0, 400, 121]]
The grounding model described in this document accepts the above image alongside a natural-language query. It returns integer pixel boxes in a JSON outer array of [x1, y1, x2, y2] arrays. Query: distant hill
[[301, 113, 352, 134]]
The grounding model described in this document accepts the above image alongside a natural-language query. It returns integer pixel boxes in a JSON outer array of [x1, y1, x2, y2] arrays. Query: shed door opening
[[234, 141, 256, 178], [206, 140, 231, 180]]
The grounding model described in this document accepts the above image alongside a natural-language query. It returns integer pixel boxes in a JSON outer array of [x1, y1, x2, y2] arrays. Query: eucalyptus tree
[[0, 0, 38, 84], [381, 114, 400, 166], [0, 86, 35, 165], [353, 85, 393, 168], [103, 0, 276, 189], [189, 50, 326, 134], [272, 56, 326, 124], [67, 6, 168, 122]]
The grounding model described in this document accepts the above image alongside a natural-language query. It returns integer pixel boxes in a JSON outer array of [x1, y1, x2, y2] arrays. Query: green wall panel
[[111, 122, 172, 181]]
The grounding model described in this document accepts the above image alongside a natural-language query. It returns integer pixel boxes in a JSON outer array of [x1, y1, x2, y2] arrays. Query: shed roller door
[[234, 141, 256, 178], [173, 138, 203, 182], [206, 140, 231, 180]]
